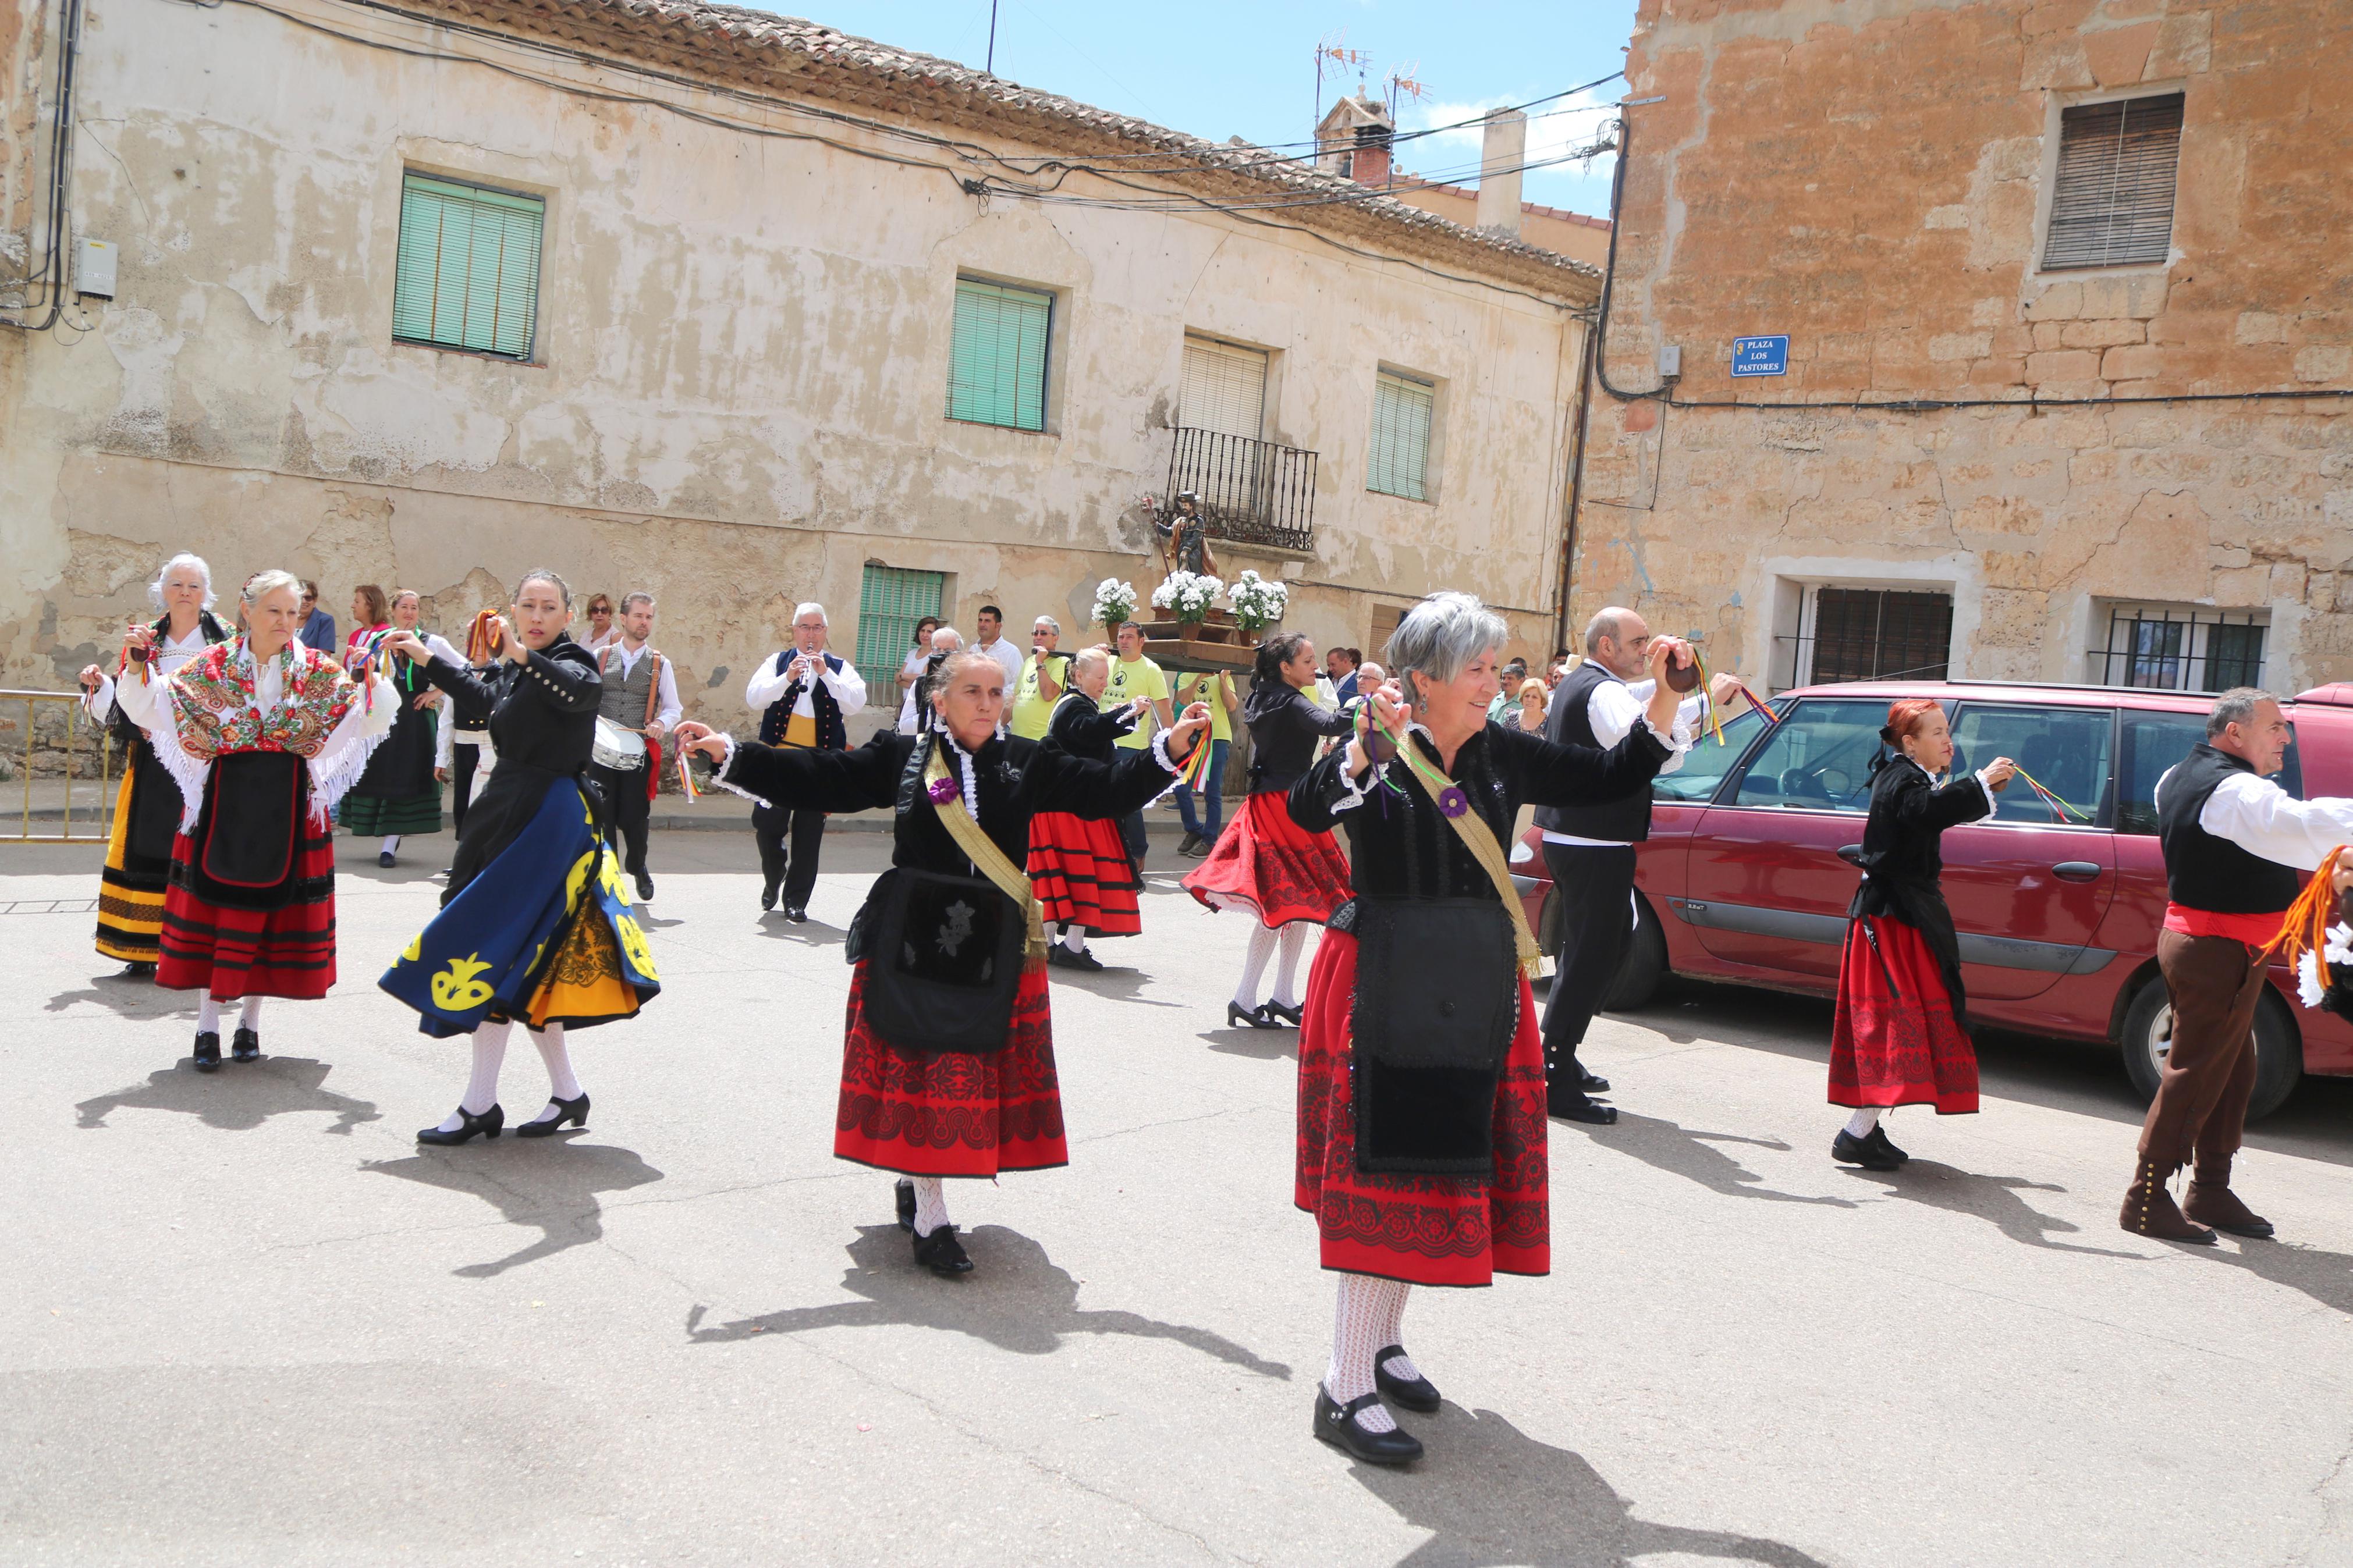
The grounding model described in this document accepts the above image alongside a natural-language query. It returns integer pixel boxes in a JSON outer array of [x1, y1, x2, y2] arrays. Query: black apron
[[1340, 894, 1520, 1176], [186, 752, 306, 911]]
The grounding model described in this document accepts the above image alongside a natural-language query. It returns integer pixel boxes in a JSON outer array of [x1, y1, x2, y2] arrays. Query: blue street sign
[[1731, 336, 1788, 377]]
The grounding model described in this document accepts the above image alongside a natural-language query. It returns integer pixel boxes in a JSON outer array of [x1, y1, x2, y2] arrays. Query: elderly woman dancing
[[676, 649, 1212, 1278], [111, 570, 399, 1070], [1289, 592, 1685, 1464], [79, 552, 234, 979]]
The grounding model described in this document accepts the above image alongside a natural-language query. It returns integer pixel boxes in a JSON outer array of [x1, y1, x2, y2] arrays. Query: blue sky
[[765, 1, 1640, 217]]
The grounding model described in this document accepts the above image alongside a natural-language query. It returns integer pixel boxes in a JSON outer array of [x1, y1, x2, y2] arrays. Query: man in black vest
[[593, 592, 682, 905], [743, 602, 868, 920], [1536, 606, 1737, 1123], [2125, 688, 2353, 1242]]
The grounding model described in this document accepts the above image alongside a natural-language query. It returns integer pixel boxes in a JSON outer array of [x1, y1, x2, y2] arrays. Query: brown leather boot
[[2184, 1157, 2274, 1238], [2120, 1159, 2216, 1244]]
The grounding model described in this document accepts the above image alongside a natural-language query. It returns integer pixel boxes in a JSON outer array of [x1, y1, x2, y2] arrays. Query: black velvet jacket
[[1244, 683, 1355, 796], [717, 727, 1178, 908], [1848, 755, 1993, 1018], [1290, 720, 1670, 902], [1044, 690, 1137, 763], [421, 635, 602, 899]]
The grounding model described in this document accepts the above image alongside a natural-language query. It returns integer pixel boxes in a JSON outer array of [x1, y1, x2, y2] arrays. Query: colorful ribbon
[[1690, 651, 1729, 746], [347, 626, 400, 712], [1356, 702, 1471, 816], [676, 746, 701, 802], [2008, 762, 2090, 824]]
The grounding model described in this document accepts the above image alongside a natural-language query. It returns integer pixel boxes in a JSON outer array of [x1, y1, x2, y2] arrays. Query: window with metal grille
[[1800, 588, 1954, 684], [392, 173, 544, 360], [854, 564, 947, 685], [2040, 93, 2184, 272], [946, 278, 1052, 431], [1367, 369, 1435, 502], [2088, 603, 2267, 692]]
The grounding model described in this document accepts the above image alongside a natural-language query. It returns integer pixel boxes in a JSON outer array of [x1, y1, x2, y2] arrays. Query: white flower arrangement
[[1227, 569, 1290, 631], [1151, 570, 1225, 622], [1093, 578, 1140, 628]]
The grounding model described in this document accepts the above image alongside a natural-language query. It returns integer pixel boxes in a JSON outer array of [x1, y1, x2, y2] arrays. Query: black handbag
[[860, 867, 1027, 1054], [1348, 895, 1520, 1176]]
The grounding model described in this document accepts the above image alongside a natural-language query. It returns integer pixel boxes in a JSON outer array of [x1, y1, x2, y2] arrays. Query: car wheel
[[1602, 894, 1668, 1014], [2118, 978, 2303, 1123]]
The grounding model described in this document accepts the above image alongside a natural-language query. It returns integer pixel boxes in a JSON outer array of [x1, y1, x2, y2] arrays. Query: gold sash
[[920, 744, 1049, 963], [1390, 744, 1545, 979]]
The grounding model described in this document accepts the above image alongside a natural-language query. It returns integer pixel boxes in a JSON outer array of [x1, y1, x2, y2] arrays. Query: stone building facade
[[0, 0, 1597, 737], [1573, 0, 2352, 695]]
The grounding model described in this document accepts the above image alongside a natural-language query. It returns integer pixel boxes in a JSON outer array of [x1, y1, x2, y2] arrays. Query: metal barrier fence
[[0, 689, 115, 843]]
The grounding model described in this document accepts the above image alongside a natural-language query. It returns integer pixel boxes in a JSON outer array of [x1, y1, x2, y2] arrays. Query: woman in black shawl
[[1829, 698, 2015, 1171]]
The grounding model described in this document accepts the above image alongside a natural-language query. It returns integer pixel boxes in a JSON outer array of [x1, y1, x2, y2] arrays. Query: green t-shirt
[[1010, 652, 1072, 741], [1172, 671, 1236, 744], [1103, 655, 1169, 749]]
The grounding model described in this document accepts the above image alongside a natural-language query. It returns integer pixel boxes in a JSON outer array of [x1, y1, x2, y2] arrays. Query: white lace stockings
[[1326, 1274, 1412, 1433]]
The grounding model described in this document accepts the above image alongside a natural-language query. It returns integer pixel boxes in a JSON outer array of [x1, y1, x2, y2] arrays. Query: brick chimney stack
[[1474, 109, 1527, 236], [1315, 95, 1396, 186]]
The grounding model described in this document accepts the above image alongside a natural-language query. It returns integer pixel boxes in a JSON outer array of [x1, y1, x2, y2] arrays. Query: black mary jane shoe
[[895, 1179, 917, 1233], [1227, 1001, 1279, 1030], [911, 1224, 974, 1278], [1866, 1125, 1910, 1164], [1264, 1000, 1304, 1029], [1373, 1346, 1440, 1413], [1579, 1069, 1611, 1093], [229, 1027, 260, 1063], [417, 1104, 504, 1146], [1833, 1128, 1901, 1172], [514, 1093, 590, 1138], [1549, 1098, 1619, 1125], [191, 1032, 222, 1073], [378, 850, 397, 869], [1313, 1386, 1422, 1466], [1062, 947, 1104, 972], [117, 961, 156, 981]]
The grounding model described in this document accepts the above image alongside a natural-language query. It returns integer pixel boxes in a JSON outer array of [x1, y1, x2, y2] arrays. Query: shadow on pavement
[[685, 1222, 1291, 1379], [758, 917, 847, 950], [363, 1139, 664, 1278], [1565, 1112, 1856, 1208], [1044, 964, 1186, 1008], [1351, 1403, 1827, 1567], [45, 974, 189, 1021], [1834, 1160, 2141, 1257], [2186, 1232, 2353, 1318], [1202, 1025, 1297, 1062], [76, 1057, 380, 1135]]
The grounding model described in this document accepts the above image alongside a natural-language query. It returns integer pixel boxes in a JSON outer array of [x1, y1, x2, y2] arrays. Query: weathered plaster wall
[[1573, 0, 2353, 689], [1, 0, 1589, 730]]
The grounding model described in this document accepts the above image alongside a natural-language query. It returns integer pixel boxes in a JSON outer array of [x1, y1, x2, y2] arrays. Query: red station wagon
[[1511, 680, 2353, 1119]]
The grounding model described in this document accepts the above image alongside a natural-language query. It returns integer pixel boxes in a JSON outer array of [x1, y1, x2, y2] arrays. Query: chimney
[[1351, 121, 1392, 187], [1474, 108, 1527, 236]]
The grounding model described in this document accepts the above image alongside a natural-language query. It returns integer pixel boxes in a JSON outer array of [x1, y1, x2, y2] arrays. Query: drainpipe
[[1554, 316, 1598, 657]]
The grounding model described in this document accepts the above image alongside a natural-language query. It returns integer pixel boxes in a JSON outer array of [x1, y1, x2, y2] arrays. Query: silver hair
[[620, 591, 656, 614], [242, 569, 303, 606], [2206, 687, 2278, 738], [513, 567, 572, 607], [1070, 646, 1110, 680], [1583, 606, 1632, 656], [1386, 592, 1508, 710], [1034, 614, 1061, 635], [793, 602, 828, 626], [148, 552, 215, 611], [931, 626, 963, 652], [1357, 661, 1386, 685]]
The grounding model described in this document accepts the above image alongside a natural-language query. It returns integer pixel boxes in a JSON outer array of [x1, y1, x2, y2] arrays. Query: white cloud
[[1394, 87, 1619, 215]]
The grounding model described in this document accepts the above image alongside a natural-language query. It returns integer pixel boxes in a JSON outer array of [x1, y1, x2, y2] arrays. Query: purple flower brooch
[[1435, 785, 1470, 819], [927, 776, 960, 806]]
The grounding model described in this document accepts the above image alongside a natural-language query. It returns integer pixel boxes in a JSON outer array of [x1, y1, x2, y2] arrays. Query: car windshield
[[1654, 703, 1771, 803], [1730, 699, 1887, 812]]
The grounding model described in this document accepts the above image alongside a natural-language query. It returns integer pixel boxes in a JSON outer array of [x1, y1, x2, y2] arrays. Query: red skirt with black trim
[[1184, 791, 1352, 929], [835, 957, 1069, 1176], [1295, 929, 1549, 1286], [1829, 917, 1979, 1114], [155, 820, 338, 1001], [1026, 811, 1141, 936]]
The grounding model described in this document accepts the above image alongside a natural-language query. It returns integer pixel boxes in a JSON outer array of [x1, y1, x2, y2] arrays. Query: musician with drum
[[590, 592, 682, 905], [378, 570, 661, 1144]]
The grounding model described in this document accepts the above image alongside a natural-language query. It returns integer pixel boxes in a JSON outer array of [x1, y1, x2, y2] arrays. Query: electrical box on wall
[[76, 237, 116, 298], [1656, 344, 1681, 380]]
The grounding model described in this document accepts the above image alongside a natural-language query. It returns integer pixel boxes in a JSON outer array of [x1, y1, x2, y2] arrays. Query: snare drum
[[592, 716, 648, 771]]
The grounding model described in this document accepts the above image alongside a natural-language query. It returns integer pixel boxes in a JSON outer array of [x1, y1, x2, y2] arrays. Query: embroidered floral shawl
[[169, 638, 359, 762]]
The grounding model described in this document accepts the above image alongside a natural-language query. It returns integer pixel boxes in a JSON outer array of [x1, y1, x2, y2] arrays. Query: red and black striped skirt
[[156, 819, 338, 1001], [1184, 791, 1352, 929], [1025, 810, 1141, 936], [835, 957, 1068, 1177], [1295, 929, 1549, 1286]]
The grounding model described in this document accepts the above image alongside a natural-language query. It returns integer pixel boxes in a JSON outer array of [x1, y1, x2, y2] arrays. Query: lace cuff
[[705, 734, 774, 809]]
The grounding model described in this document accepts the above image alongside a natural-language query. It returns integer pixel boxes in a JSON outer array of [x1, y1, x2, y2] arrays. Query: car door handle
[[1836, 844, 1864, 865], [2052, 861, 2102, 882]]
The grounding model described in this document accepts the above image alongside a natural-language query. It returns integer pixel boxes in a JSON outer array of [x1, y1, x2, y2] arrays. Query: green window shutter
[[392, 173, 544, 361], [854, 564, 948, 682], [946, 278, 1051, 431], [1367, 371, 1435, 501]]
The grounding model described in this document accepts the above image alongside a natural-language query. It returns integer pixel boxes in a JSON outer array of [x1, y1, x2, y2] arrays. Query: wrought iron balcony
[[1165, 426, 1319, 553]]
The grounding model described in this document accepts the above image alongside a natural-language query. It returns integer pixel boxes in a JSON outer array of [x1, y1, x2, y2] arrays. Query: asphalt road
[[8, 826, 2353, 1567]]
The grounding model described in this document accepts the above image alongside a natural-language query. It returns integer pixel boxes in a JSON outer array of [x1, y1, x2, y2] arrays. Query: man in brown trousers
[[2127, 688, 2353, 1242]]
